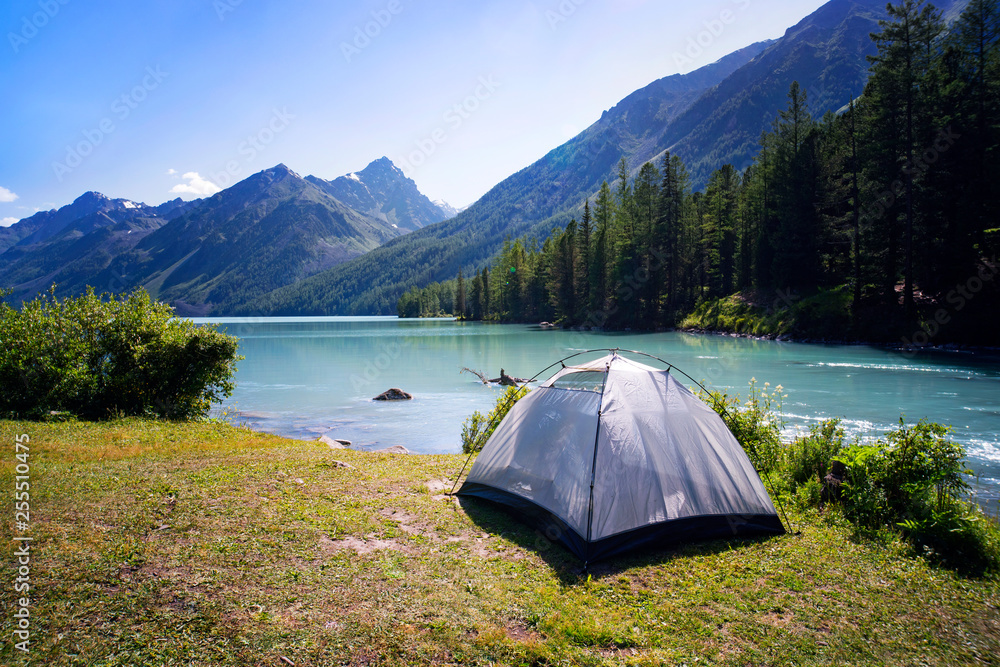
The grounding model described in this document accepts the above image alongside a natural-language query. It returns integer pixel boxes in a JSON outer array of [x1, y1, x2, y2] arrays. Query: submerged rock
[[373, 388, 413, 401]]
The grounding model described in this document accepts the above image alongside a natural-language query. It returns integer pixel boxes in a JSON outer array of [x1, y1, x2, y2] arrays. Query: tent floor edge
[[456, 483, 589, 562], [458, 480, 786, 565], [585, 513, 786, 563]]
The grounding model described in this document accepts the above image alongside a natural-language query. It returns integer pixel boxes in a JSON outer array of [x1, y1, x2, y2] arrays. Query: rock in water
[[373, 388, 413, 401], [319, 435, 351, 449]]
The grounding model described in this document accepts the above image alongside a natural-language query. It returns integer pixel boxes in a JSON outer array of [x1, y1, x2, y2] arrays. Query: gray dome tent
[[457, 351, 785, 564]]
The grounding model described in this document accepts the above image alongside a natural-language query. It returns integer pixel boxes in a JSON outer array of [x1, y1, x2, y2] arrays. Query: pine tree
[[633, 161, 660, 323], [481, 267, 491, 319], [455, 268, 467, 319], [771, 81, 820, 291], [548, 220, 577, 321], [869, 0, 945, 316], [470, 273, 483, 320], [575, 200, 593, 322], [591, 181, 615, 318]]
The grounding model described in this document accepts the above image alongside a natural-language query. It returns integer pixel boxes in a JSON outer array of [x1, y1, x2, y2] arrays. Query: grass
[[679, 288, 854, 340], [1, 419, 998, 666]]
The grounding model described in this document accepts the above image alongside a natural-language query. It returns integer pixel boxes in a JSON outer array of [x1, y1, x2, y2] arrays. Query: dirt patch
[[380, 508, 429, 536], [504, 621, 541, 643], [759, 611, 795, 629], [424, 479, 450, 493], [320, 535, 410, 555], [598, 647, 640, 659], [426, 478, 460, 502]]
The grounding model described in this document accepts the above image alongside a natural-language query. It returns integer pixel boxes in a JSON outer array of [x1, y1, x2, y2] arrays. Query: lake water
[[192, 316, 1000, 506]]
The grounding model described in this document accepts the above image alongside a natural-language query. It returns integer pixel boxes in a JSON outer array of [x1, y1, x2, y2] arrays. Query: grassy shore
[[678, 290, 854, 341], [1, 419, 998, 666]]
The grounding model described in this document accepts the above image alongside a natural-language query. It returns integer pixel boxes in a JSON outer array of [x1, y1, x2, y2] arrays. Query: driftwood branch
[[461, 367, 490, 384], [461, 367, 531, 386]]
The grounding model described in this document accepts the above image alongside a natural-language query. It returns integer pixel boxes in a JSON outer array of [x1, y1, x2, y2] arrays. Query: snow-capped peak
[[433, 199, 460, 218]]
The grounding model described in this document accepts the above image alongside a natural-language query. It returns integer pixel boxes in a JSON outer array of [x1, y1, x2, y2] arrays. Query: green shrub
[[898, 503, 1000, 573], [835, 418, 1000, 572], [703, 378, 785, 474], [0, 287, 241, 420], [785, 419, 847, 488], [461, 385, 530, 454], [794, 477, 824, 509]]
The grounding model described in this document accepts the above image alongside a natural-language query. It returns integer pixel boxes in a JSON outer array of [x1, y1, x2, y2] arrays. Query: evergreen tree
[[703, 164, 740, 297], [633, 161, 661, 322], [771, 81, 820, 291], [869, 0, 945, 316], [455, 268, 467, 319], [548, 220, 577, 321], [613, 158, 639, 328], [591, 181, 615, 317], [481, 266, 491, 319], [575, 200, 593, 322], [471, 272, 484, 320]]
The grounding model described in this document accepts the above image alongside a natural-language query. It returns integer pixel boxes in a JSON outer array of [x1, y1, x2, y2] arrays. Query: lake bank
[[2, 418, 997, 666]]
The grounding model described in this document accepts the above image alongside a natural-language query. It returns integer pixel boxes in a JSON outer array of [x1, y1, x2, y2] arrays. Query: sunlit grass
[[1, 419, 997, 666]]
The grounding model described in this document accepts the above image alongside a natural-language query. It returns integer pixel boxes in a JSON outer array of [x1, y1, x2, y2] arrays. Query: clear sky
[[0, 0, 828, 225]]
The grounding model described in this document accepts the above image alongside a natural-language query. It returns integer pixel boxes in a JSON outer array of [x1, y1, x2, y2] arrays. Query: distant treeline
[[400, 1, 999, 345]]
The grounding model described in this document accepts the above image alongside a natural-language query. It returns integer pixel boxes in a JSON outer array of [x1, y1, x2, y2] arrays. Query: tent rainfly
[[457, 352, 785, 564]]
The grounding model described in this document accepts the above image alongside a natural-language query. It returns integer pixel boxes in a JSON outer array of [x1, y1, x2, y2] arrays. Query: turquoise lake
[[192, 316, 1000, 506]]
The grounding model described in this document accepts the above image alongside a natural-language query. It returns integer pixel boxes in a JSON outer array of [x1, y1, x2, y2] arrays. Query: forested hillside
[[405, 0, 1000, 347]]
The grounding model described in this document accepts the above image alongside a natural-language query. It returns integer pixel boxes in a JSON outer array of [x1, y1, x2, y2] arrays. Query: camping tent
[[457, 352, 785, 563]]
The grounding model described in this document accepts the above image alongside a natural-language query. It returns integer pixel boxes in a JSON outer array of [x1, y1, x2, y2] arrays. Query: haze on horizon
[[1, 0, 826, 226]]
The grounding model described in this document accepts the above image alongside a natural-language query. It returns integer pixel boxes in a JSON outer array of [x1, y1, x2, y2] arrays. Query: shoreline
[[414, 315, 1000, 355], [674, 326, 1000, 356]]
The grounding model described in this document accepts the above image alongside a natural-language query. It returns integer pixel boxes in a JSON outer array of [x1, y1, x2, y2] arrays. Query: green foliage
[[396, 278, 457, 318], [461, 385, 530, 454], [702, 378, 1000, 573], [834, 418, 999, 572], [837, 419, 970, 529], [0, 287, 241, 420], [702, 378, 785, 474], [784, 419, 848, 487]]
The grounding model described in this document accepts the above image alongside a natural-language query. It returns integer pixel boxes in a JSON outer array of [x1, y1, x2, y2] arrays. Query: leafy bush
[[835, 418, 999, 572], [784, 419, 847, 488], [701, 378, 1000, 572], [703, 378, 785, 474], [461, 385, 530, 454], [837, 419, 970, 529], [0, 287, 241, 420]]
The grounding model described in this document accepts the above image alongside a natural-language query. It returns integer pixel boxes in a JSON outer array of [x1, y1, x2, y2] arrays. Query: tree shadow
[[458, 496, 786, 586]]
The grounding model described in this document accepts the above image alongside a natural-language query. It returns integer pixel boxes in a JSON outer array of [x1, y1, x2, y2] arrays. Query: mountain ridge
[[0, 158, 448, 312]]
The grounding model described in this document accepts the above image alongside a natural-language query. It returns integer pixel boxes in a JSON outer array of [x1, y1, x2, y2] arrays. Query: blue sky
[[1, 0, 827, 224]]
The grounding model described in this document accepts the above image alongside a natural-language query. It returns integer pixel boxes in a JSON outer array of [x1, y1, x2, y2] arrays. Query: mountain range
[[0, 159, 452, 314], [0, 0, 970, 316]]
